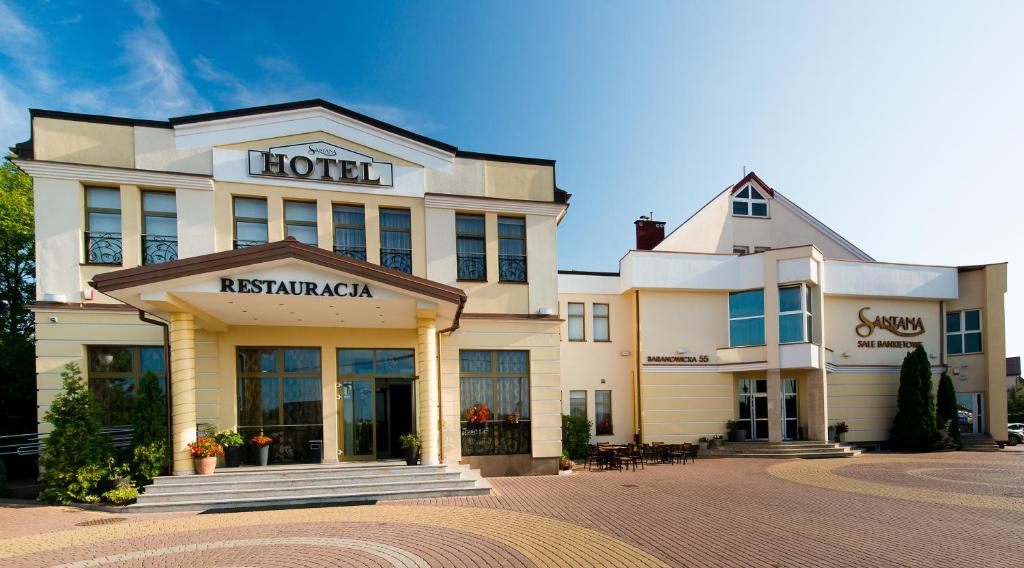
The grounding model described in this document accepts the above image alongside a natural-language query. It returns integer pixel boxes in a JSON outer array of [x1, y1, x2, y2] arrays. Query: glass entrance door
[[337, 349, 416, 460], [956, 392, 985, 434], [738, 379, 769, 440], [781, 378, 798, 440]]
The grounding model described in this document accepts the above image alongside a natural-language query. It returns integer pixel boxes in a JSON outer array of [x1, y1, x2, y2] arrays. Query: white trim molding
[[14, 159, 214, 191], [424, 193, 567, 217], [825, 363, 948, 374], [643, 362, 768, 373]]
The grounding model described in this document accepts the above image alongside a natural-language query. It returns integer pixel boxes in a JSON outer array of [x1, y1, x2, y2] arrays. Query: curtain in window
[[380, 209, 411, 250]]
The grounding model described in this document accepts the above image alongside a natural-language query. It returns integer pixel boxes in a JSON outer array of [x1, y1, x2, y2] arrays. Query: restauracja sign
[[248, 141, 394, 187], [854, 307, 925, 338], [220, 278, 373, 298]]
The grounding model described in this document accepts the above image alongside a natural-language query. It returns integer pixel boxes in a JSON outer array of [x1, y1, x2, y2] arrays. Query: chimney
[[634, 216, 666, 250]]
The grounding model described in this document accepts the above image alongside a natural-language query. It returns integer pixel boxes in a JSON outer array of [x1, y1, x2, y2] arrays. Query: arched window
[[733, 185, 769, 217]]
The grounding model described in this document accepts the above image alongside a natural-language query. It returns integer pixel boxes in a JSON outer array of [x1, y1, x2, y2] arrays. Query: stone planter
[[223, 445, 242, 468], [838, 432, 847, 444], [194, 456, 217, 475]]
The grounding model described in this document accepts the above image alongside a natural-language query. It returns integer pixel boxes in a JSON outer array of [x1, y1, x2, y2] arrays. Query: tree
[[936, 371, 961, 449], [130, 371, 168, 485], [915, 344, 937, 445], [891, 349, 921, 449], [0, 157, 34, 437], [38, 363, 111, 503], [1009, 384, 1024, 423], [561, 414, 593, 460]]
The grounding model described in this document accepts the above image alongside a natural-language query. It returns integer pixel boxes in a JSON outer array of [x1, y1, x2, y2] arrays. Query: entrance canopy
[[90, 238, 466, 331]]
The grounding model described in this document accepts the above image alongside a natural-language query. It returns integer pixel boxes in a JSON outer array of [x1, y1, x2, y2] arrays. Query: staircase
[[704, 440, 861, 459], [130, 462, 490, 513], [960, 434, 1003, 452]]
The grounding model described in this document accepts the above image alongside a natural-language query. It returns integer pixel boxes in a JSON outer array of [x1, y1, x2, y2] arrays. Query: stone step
[[144, 470, 462, 494], [137, 478, 478, 504], [704, 441, 861, 459], [128, 485, 491, 513], [152, 463, 448, 485], [720, 451, 860, 459]]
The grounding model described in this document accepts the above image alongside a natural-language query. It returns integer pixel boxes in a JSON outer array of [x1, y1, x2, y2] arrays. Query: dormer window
[[733, 185, 768, 217]]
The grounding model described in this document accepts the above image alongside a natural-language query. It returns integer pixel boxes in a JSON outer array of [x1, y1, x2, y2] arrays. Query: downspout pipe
[[138, 310, 173, 477], [434, 295, 466, 465]]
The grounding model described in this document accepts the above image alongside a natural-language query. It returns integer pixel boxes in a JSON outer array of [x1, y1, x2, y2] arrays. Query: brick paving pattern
[[1, 449, 1022, 567]]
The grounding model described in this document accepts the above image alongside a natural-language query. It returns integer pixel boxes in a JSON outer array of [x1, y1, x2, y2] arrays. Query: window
[[946, 309, 982, 355], [459, 350, 531, 456], [85, 187, 122, 264], [379, 208, 412, 273], [237, 348, 323, 463], [141, 191, 177, 264], [87, 346, 165, 426], [332, 204, 366, 261], [733, 246, 749, 255], [779, 284, 813, 344], [595, 390, 612, 435], [233, 197, 268, 249], [498, 216, 527, 282], [593, 303, 610, 342], [284, 201, 318, 245], [754, 246, 771, 253], [732, 185, 768, 217], [729, 289, 765, 347], [337, 349, 416, 457], [567, 302, 585, 341], [569, 390, 587, 418], [456, 213, 486, 281]]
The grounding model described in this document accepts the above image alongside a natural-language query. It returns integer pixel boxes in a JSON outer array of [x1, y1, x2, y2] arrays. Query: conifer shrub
[[130, 371, 168, 485], [38, 363, 111, 504], [936, 371, 962, 449], [891, 346, 940, 451], [562, 414, 593, 460]]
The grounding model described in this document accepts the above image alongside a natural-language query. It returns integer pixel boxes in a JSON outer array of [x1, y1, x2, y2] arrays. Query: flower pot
[[194, 456, 217, 475], [699, 442, 708, 450], [224, 445, 242, 468], [255, 444, 270, 466], [404, 445, 420, 466], [737, 429, 749, 441], [838, 433, 847, 444]]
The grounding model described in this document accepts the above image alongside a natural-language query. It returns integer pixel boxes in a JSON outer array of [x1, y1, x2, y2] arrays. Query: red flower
[[250, 434, 273, 446], [187, 437, 224, 458]]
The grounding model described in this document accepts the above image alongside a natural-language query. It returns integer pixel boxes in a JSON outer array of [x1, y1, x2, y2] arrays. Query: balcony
[[84, 231, 122, 265], [334, 245, 367, 262], [498, 254, 527, 282], [381, 248, 412, 273], [141, 235, 178, 265], [460, 420, 531, 456], [457, 252, 486, 281], [234, 239, 268, 250]]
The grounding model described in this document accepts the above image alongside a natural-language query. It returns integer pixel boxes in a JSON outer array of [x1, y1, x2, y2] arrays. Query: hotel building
[[14, 100, 1008, 478]]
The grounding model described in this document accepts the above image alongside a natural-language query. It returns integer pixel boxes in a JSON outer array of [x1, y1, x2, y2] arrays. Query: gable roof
[[729, 171, 775, 197], [90, 237, 467, 306]]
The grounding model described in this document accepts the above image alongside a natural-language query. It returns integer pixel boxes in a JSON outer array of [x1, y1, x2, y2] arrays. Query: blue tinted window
[[729, 290, 764, 319], [338, 349, 374, 375], [964, 332, 982, 354], [730, 318, 765, 347], [946, 312, 961, 333], [779, 286, 802, 313], [946, 334, 962, 356], [964, 310, 981, 331], [779, 313, 804, 343]]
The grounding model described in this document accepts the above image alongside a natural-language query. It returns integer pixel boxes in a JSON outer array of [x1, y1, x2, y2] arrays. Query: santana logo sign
[[855, 307, 925, 338], [248, 141, 394, 187], [220, 278, 372, 298]]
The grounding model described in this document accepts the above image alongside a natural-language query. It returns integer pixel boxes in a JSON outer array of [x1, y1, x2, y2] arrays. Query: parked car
[[1009, 423, 1023, 446]]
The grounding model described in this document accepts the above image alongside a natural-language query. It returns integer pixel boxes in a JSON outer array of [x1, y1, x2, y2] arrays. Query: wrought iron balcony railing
[[142, 234, 178, 265], [499, 254, 527, 282], [460, 420, 531, 456], [234, 239, 268, 250], [334, 245, 367, 262], [456, 252, 487, 281], [381, 248, 413, 274], [85, 231, 123, 264]]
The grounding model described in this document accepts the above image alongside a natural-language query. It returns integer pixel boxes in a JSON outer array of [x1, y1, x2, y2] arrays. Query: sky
[[0, 0, 1021, 355]]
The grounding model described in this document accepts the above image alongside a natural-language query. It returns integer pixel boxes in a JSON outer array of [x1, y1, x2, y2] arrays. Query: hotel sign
[[220, 277, 373, 298], [248, 141, 394, 187], [855, 307, 925, 349]]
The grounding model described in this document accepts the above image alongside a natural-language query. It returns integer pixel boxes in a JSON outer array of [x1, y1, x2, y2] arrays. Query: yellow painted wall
[[824, 296, 942, 367], [638, 290, 728, 356], [827, 372, 903, 442], [439, 318, 562, 462], [640, 371, 734, 443], [559, 292, 634, 443], [32, 118, 135, 168], [425, 158, 555, 202]]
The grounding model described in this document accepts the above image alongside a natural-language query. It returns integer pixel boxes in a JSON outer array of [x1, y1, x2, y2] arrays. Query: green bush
[[561, 414, 592, 460], [936, 372, 961, 449], [891, 346, 938, 451], [102, 484, 140, 506], [39, 363, 112, 504], [214, 430, 244, 447], [130, 371, 168, 485]]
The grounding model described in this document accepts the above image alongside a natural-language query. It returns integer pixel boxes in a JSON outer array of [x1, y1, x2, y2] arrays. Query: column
[[169, 312, 198, 475], [416, 315, 440, 465], [766, 369, 783, 443], [805, 368, 828, 441]]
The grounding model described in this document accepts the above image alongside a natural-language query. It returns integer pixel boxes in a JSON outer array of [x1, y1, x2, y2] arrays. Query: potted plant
[[187, 436, 223, 475], [465, 403, 491, 430], [399, 432, 421, 466], [835, 421, 849, 443], [698, 437, 710, 450], [215, 430, 244, 468], [250, 433, 273, 466], [726, 419, 747, 442], [559, 450, 573, 475], [710, 435, 723, 449]]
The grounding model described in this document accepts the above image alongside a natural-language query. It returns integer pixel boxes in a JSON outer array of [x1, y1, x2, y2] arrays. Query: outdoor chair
[[621, 444, 643, 471]]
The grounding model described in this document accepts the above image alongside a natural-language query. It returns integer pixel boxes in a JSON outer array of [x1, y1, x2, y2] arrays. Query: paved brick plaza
[[1, 449, 1022, 567]]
